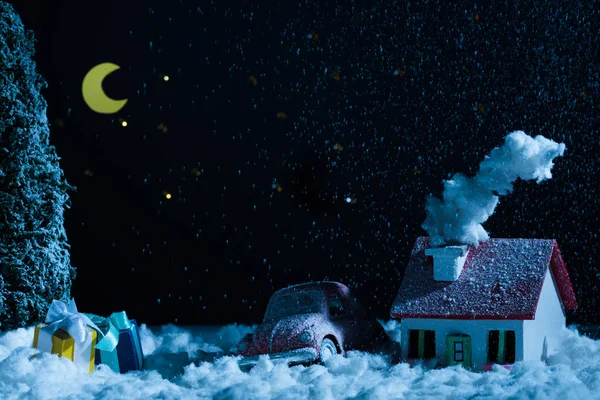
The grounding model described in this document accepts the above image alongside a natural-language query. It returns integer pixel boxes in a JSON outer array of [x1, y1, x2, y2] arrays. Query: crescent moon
[[82, 62, 128, 114]]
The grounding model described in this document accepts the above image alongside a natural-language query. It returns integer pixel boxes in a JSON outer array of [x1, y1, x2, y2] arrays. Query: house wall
[[399, 318, 523, 371], [522, 269, 566, 362]]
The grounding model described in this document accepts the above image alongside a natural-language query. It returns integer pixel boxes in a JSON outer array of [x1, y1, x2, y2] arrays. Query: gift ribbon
[[37, 299, 103, 371], [85, 314, 120, 352], [84, 311, 133, 352], [41, 299, 103, 342], [85, 310, 142, 372], [108, 311, 144, 371], [109, 311, 132, 331], [129, 320, 144, 370]]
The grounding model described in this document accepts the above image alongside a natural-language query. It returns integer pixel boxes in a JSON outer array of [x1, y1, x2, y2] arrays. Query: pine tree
[[0, 2, 75, 330]]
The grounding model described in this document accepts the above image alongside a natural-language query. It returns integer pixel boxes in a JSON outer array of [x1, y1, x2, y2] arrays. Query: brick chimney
[[425, 245, 470, 281]]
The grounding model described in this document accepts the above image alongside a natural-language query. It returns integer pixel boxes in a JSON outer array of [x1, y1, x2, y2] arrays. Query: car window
[[264, 290, 323, 320], [328, 294, 345, 317]]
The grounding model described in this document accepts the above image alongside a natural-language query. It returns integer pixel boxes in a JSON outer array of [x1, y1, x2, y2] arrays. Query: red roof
[[390, 237, 577, 320]]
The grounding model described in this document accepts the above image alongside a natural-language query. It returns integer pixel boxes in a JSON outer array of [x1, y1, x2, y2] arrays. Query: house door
[[446, 335, 472, 369]]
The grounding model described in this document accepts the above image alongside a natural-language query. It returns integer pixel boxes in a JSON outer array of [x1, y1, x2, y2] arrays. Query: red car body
[[234, 281, 378, 368]]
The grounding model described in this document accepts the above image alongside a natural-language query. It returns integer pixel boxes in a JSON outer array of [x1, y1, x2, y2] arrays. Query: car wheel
[[319, 338, 338, 363]]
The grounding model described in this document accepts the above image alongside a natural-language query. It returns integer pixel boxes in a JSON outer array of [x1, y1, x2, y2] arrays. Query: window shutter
[[505, 330, 516, 363], [488, 330, 499, 363], [488, 330, 516, 364], [424, 330, 436, 358], [409, 330, 419, 358]]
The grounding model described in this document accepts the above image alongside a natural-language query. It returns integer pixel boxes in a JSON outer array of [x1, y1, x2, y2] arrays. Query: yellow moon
[[82, 62, 128, 114]]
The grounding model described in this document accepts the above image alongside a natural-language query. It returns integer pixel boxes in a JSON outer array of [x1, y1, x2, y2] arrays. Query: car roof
[[273, 281, 349, 296]]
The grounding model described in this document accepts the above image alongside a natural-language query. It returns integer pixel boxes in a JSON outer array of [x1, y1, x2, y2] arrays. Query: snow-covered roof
[[390, 237, 578, 320]]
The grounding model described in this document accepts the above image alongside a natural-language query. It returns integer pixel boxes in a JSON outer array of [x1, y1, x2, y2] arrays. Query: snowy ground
[[1, 322, 599, 400]]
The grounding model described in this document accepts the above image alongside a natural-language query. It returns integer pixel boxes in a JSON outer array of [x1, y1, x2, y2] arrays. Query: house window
[[454, 341, 464, 362], [488, 330, 516, 363], [408, 330, 435, 359]]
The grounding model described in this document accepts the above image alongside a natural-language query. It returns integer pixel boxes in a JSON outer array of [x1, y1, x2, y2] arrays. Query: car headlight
[[299, 330, 312, 344]]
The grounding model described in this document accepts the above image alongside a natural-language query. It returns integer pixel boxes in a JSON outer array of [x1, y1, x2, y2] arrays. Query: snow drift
[[423, 131, 566, 247], [1, 323, 599, 399]]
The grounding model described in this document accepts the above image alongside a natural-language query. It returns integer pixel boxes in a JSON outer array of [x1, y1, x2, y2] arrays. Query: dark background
[[8, 0, 598, 325]]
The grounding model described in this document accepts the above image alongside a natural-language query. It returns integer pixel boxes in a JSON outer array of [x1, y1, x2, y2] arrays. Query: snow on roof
[[390, 237, 577, 320]]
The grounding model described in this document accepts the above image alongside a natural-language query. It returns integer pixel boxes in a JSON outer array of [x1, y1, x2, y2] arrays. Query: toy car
[[233, 281, 385, 368]]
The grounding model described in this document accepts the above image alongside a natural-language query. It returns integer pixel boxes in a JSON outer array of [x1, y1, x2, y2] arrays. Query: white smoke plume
[[423, 131, 566, 247]]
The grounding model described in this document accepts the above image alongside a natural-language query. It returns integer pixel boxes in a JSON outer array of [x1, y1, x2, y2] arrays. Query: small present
[[32, 299, 102, 373], [85, 311, 144, 373]]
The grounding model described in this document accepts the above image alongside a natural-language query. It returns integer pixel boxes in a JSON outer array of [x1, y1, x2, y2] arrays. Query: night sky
[[10, 0, 598, 325]]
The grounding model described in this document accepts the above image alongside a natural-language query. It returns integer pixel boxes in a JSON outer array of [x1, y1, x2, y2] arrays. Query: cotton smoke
[[423, 131, 566, 247]]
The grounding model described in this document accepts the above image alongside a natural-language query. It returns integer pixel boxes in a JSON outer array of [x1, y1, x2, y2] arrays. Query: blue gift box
[[86, 312, 144, 373]]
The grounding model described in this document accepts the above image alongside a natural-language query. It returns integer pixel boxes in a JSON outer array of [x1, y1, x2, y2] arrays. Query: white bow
[[41, 299, 103, 342]]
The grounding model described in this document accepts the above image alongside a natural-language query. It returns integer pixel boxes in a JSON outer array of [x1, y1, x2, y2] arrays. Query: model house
[[390, 237, 577, 371]]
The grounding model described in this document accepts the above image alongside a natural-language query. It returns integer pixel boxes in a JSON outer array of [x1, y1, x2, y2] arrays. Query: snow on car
[[232, 281, 385, 368]]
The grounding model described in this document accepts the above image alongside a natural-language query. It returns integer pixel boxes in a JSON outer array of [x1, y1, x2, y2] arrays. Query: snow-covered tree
[[0, 2, 75, 330]]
